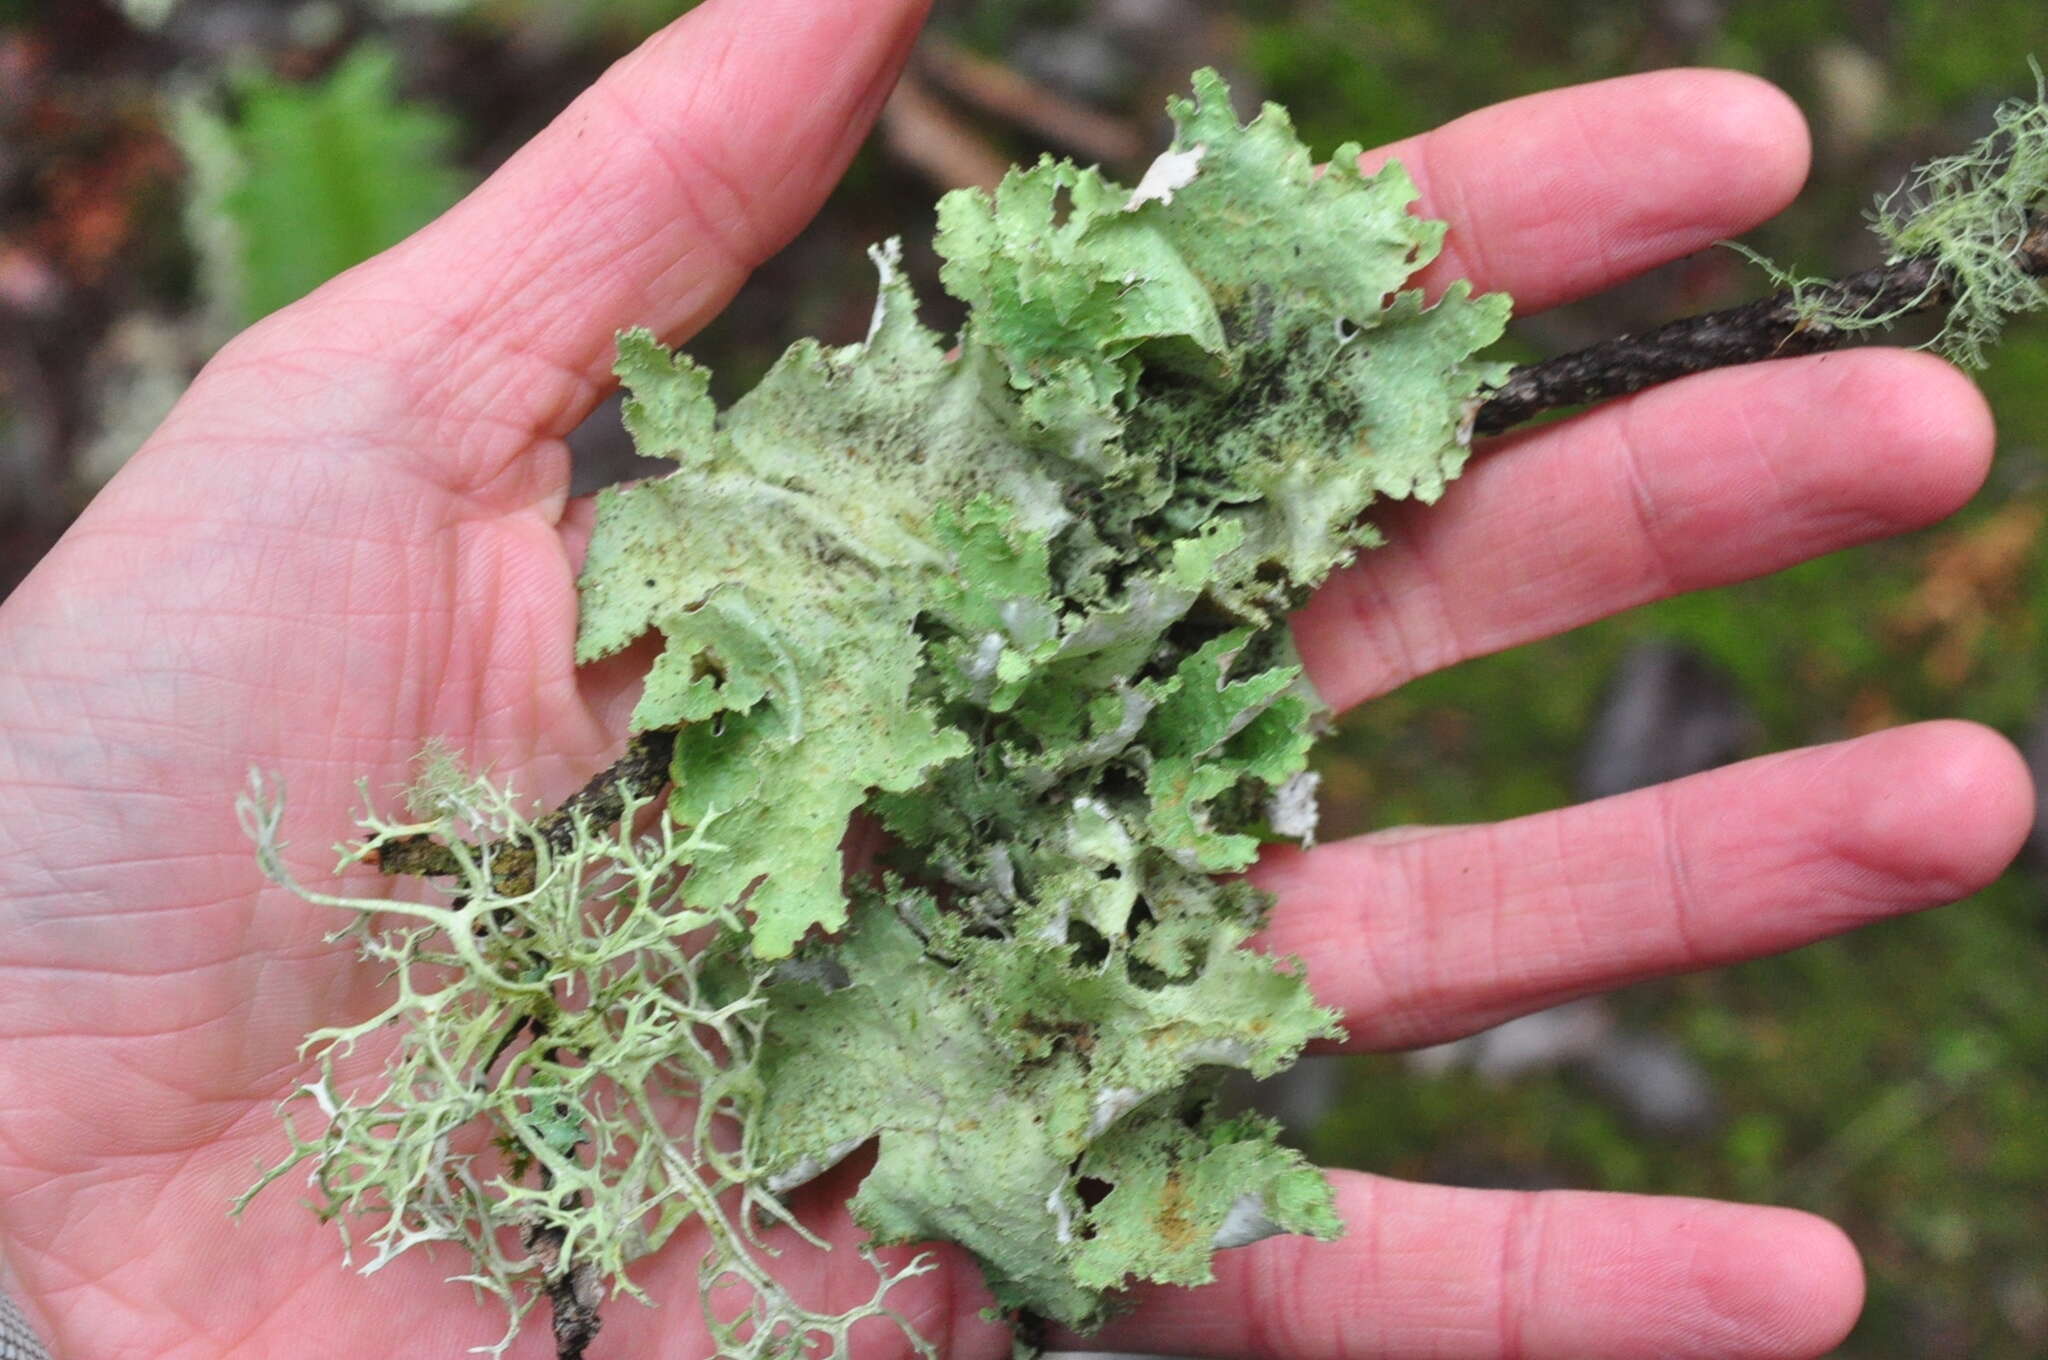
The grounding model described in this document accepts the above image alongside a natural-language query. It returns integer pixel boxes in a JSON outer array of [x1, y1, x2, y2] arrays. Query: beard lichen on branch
[[238, 69, 1512, 1357], [1476, 67, 2048, 434], [1765, 63, 2048, 367]]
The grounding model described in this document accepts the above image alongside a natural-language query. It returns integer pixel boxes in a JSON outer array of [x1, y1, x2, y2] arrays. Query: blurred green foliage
[[465, 0, 698, 40], [195, 46, 469, 323], [1895, 0, 2048, 115], [1243, 0, 1662, 153]]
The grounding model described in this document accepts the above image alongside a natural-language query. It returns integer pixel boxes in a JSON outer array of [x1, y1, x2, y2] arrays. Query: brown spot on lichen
[[1154, 1171, 1196, 1252]]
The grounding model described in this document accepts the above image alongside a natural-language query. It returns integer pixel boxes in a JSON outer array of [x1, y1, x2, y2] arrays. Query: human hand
[[0, 2, 2032, 1356]]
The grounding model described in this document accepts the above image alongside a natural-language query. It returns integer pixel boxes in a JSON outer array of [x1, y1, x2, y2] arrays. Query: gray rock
[[1408, 1000, 1720, 1140], [1240, 1052, 1345, 1137], [1407, 999, 1613, 1082], [1012, 28, 1131, 107], [1576, 641, 1755, 802], [1580, 1030, 1721, 1138]]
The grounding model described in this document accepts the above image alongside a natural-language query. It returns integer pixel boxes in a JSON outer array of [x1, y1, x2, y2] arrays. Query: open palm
[[0, 3, 2032, 1357]]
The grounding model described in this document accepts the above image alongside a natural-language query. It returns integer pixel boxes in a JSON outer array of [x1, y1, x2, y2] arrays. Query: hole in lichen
[[1125, 955, 1175, 991], [1051, 182, 1075, 229], [1066, 918, 1111, 968]]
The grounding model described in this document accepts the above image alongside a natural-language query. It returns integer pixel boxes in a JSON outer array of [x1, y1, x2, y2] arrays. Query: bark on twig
[[522, 1041, 604, 1360], [1470, 256, 1947, 436], [1472, 218, 2048, 437], [372, 729, 669, 1354], [374, 728, 678, 888], [366, 731, 680, 1355], [526, 1190, 604, 1360], [537, 1247, 604, 1360]]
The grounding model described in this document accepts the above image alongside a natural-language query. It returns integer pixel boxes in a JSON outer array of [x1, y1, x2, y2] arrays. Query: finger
[[1361, 68, 1810, 312], [237, 0, 929, 444], [1253, 722, 2031, 1052], [1294, 349, 1995, 712], [1072, 1172, 1863, 1360]]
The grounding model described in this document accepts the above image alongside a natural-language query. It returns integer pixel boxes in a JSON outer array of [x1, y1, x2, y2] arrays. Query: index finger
[[1362, 68, 1811, 313]]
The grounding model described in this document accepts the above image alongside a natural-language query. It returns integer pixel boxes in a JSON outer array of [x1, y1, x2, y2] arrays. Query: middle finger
[[1293, 349, 1994, 712], [1252, 721, 2029, 1052]]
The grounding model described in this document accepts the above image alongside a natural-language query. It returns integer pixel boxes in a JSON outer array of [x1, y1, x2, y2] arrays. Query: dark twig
[[1473, 217, 2048, 437], [368, 730, 678, 1353], [375, 728, 679, 889], [477, 1013, 535, 1090], [1010, 1308, 1049, 1359], [526, 1171, 603, 1360], [1471, 255, 1947, 436], [525, 1220, 603, 1360], [522, 1042, 603, 1360], [373, 721, 657, 1356]]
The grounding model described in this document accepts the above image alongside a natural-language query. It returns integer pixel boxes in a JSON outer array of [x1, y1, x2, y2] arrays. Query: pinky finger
[[1063, 1171, 1862, 1360]]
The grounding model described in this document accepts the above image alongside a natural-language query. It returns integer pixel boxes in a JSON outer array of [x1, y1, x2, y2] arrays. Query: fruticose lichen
[[241, 70, 1512, 1356], [239, 756, 941, 1358], [1738, 61, 2048, 366]]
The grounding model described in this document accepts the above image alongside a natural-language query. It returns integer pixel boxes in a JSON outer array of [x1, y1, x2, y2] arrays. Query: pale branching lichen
[[1738, 63, 2048, 366], [238, 761, 938, 1359], [243, 71, 1515, 1352]]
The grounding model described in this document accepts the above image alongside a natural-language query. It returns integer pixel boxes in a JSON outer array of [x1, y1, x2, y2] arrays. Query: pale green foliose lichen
[[245, 70, 1512, 1353], [575, 68, 1509, 1331]]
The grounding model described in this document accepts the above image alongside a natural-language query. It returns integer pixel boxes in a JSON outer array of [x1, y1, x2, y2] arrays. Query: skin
[[0, 1, 2033, 1356]]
